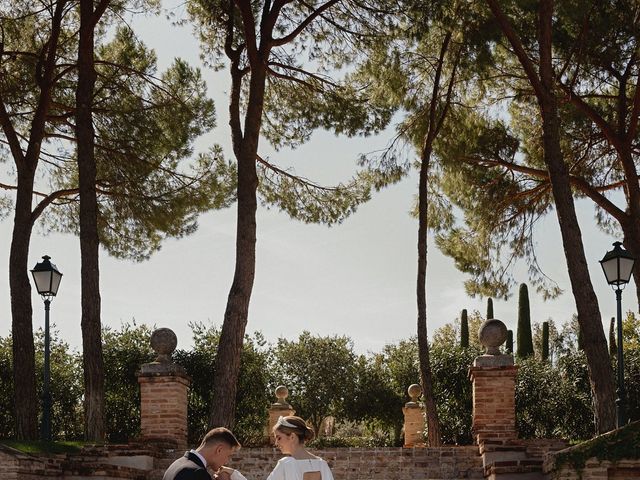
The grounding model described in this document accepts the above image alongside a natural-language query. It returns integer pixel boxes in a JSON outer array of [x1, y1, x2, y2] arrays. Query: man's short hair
[[200, 427, 241, 448]]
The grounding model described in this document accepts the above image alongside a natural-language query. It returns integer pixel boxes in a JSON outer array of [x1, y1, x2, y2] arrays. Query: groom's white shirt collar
[[190, 449, 207, 468]]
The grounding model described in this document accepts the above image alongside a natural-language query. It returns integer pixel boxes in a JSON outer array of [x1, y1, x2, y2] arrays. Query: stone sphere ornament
[[478, 318, 508, 355], [407, 383, 422, 403], [275, 385, 289, 404], [150, 328, 178, 363]]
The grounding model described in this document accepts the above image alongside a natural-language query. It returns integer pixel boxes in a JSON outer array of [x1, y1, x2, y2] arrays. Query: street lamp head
[[30, 255, 63, 298], [600, 241, 635, 288]]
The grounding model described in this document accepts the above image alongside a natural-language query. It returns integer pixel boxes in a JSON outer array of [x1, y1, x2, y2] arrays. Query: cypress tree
[[506, 330, 514, 354], [460, 309, 469, 348], [516, 283, 534, 358], [542, 321, 549, 362], [609, 317, 616, 359], [577, 326, 584, 351], [486, 298, 494, 319]]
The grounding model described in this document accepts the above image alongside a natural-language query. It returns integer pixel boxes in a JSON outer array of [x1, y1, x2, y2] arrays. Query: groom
[[162, 427, 246, 480]]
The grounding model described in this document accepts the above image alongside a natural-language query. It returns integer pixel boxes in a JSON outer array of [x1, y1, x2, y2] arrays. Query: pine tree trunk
[[486, 0, 616, 434], [537, 0, 615, 433], [209, 66, 264, 429], [10, 173, 38, 440], [76, 0, 105, 441], [417, 144, 441, 446], [7, 0, 67, 440]]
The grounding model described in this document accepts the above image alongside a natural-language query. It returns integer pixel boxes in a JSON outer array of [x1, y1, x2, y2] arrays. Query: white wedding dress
[[266, 457, 334, 480]]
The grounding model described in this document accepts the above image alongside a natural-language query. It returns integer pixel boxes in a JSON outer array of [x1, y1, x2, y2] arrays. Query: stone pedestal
[[403, 383, 425, 447], [468, 354, 518, 445], [267, 386, 295, 445], [137, 328, 191, 450]]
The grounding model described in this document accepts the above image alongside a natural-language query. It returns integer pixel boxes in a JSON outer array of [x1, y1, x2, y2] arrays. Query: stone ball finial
[[407, 383, 422, 403], [150, 328, 178, 363], [275, 385, 289, 404], [478, 318, 508, 355]]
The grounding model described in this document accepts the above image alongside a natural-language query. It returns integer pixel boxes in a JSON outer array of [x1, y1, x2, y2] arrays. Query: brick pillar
[[470, 318, 518, 446], [403, 383, 425, 447], [267, 386, 295, 445], [469, 354, 518, 445], [137, 328, 191, 450]]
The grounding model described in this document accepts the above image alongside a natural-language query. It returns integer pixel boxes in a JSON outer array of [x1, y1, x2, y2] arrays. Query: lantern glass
[[30, 256, 63, 297], [600, 242, 636, 286]]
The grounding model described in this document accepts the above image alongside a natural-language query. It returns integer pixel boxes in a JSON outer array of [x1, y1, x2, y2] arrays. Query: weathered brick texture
[[138, 372, 190, 451], [469, 365, 518, 444]]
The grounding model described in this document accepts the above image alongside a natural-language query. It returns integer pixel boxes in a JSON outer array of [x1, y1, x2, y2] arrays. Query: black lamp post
[[600, 241, 635, 429], [30, 255, 63, 442]]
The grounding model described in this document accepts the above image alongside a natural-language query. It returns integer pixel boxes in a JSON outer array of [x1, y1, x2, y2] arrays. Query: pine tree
[[542, 321, 549, 362], [517, 283, 534, 358], [506, 330, 514, 354], [609, 317, 617, 359], [486, 298, 494, 319], [460, 309, 469, 348]]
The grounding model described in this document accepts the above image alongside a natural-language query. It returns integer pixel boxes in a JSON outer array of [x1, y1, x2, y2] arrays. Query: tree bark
[[536, 0, 615, 433], [5, 0, 67, 440], [10, 172, 38, 440], [485, 0, 616, 433], [417, 143, 441, 447], [76, 0, 105, 441], [209, 61, 265, 428]]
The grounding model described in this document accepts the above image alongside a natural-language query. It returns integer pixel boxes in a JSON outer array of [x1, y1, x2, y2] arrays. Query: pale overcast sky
[[0, 3, 636, 355]]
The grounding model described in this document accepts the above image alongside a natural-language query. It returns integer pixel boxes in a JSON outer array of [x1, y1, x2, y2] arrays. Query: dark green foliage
[[517, 283, 534, 359], [516, 354, 593, 441], [0, 330, 84, 440], [460, 309, 469, 348], [624, 348, 640, 423], [542, 322, 549, 362], [609, 317, 617, 358], [0, 336, 14, 437], [486, 298, 494, 319], [551, 421, 640, 471], [34, 330, 84, 441], [0, 440, 84, 454], [506, 330, 514, 354], [173, 323, 274, 446], [431, 345, 481, 444], [344, 355, 404, 446], [1, 320, 637, 444], [344, 338, 419, 446], [272, 331, 357, 435], [102, 323, 155, 443]]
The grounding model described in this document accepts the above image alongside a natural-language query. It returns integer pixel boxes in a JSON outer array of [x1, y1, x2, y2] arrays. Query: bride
[[218, 416, 334, 480], [267, 415, 334, 480]]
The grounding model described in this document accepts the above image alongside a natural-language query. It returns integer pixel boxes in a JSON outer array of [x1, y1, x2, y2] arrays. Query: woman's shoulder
[[277, 456, 297, 465], [277, 455, 327, 464]]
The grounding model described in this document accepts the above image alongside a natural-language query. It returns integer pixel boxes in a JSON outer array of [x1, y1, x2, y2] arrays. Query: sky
[[0, 3, 637, 356]]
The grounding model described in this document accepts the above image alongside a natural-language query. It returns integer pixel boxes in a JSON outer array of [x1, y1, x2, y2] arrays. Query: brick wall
[[224, 446, 483, 480], [0, 445, 483, 480]]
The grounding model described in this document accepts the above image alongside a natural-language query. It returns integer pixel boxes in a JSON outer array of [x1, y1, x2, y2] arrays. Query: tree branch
[[270, 0, 341, 47], [485, 0, 545, 99]]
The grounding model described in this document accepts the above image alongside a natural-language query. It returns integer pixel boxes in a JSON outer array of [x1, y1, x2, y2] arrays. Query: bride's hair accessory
[[275, 416, 298, 429]]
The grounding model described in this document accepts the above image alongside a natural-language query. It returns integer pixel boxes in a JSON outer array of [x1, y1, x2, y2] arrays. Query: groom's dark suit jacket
[[163, 451, 212, 480]]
